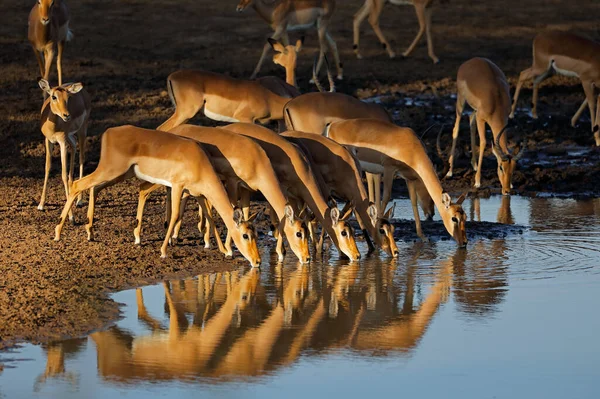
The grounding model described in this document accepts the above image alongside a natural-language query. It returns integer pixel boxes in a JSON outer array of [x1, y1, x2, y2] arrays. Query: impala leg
[[368, 0, 395, 58], [582, 81, 597, 135], [38, 138, 52, 210], [373, 173, 382, 216], [469, 112, 478, 171], [474, 116, 487, 189], [161, 185, 184, 258], [352, 0, 372, 59], [42, 46, 55, 84], [325, 32, 343, 80], [532, 68, 551, 119], [76, 121, 88, 206], [423, 7, 438, 64], [58, 140, 74, 222], [133, 183, 161, 244], [402, 4, 426, 58], [33, 47, 44, 80], [408, 180, 427, 242], [380, 168, 394, 218], [447, 94, 466, 178], [67, 135, 76, 188], [510, 67, 535, 118], [268, 204, 280, 240], [366, 172, 376, 210], [275, 220, 285, 262], [56, 40, 64, 86], [87, 171, 133, 242], [595, 94, 600, 146], [571, 98, 588, 127], [172, 192, 190, 241], [239, 187, 250, 221]]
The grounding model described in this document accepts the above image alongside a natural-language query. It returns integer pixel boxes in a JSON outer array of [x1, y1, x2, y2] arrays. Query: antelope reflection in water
[[469, 196, 514, 224], [33, 338, 86, 392], [90, 244, 509, 382]]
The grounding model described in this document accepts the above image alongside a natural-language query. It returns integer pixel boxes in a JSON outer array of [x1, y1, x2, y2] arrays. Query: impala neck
[[257, 173, 288, 220], [285, 66, 297, 87]]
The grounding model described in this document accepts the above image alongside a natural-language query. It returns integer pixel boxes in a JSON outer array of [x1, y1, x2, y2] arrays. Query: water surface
[[1, 196, 599, 398]]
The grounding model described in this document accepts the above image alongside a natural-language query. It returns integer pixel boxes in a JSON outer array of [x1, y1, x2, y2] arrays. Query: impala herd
[[28, 0, 600, 268]]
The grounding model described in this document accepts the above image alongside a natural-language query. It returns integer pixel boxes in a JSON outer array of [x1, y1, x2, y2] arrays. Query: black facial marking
[[452, 217, 458, 223]]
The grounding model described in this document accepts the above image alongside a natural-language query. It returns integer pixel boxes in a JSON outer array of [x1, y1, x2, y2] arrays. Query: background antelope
[[353, 0, 442, 63], [28, 0, 72, 87], [236, 0, 343, 80]]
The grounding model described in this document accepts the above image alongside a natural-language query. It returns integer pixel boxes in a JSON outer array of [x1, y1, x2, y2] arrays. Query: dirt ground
[[1, 0, 599, 349]]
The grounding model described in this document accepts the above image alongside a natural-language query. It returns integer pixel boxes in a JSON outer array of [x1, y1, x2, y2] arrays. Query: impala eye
[[452, 217, 458, 223], [51, 95, 57, 101], [296, 232, 302, 238], [499, 165, 504, 172], [341, 230, 348, 237], [379, 228, 385, 234], [243, 234, 249, 240]]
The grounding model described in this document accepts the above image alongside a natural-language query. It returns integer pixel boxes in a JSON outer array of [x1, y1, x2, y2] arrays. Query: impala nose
[[62, 113, 71, 121], [41, 17, 50, 25], [236, 5, 244, 12], [393, 250, 399, 257]]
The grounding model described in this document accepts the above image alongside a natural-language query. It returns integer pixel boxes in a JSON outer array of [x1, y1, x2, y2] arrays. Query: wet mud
[[1, 0, 599, 349]]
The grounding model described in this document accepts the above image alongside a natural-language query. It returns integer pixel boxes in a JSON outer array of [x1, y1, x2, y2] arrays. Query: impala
[[510, 30, 600, 146], [281, 130, 399, 257], [223, 122, 362, 260], [283, 91, 435, 218], [133, 125, 311, 263], [353, 0, 442, 63], [447, 57, 523, 195], [326, 118, 468, 246], [28, 0, 72, 86], [53, 126, 261, 266], [37, 79, 90, 217], [235, 0, 343, 81]]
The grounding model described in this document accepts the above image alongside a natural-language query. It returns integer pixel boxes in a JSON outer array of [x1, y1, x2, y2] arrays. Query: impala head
[[235, 267, 261, 310], [491, 126, 524, 195], [38, 79, 83, 122], [236, 0, 253, 12], [37, 0, 55, 25], [282, 204, 311, 264], [329, 207, 361, 261], [269, 38, 302, 69], [441, 192, 468, 247], [367, 203, 399, 258], [231, 208, 262, 267]]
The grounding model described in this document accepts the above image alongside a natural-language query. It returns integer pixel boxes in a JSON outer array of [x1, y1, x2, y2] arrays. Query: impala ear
[[268, 37, 285, 53], [442, 192, 452, 209], [367, 203, 378, 226], [330, 207, 340, 226], [247, 211, 261, 223], [295, 37, 304, 52], [38, 78, 52, 94], [383, 203, 395, 219], [284, 204, 295, 225], [233, 208, 244, 226], [456, 192, 468, 205], [66, 82, 83, 94]]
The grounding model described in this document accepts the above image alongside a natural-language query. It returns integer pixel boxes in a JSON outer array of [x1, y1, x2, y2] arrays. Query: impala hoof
[[355, 53, 363, 60], [445, 170, 453, 178], [509, 112, 515, 119], [389, 52, 396, 59], [336, 75, 343, 81], [37, 204, 44, 211], [474, 182, 481, 189]]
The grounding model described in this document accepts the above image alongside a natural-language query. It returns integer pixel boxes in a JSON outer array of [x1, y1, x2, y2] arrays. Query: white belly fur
[[134, 165, 172, 187], [204, 107, 240, 123], [359, 160, 385, 175], [551, 61, 579, 78]]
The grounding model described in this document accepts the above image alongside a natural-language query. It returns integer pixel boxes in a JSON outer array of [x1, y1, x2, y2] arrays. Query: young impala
[[223, 123, 362, 261], [326, 118, 468, 246], [236, 0, 343, 80], [54, 126, 261, 266], [132, 125, 311, 264], [447, 57, 523, 195], [283, 91, 435, 219], [510, 30, 600, 146], [37, 79, 90, 216], [28, 0, 72, 86], [353, 0, 442, 63]]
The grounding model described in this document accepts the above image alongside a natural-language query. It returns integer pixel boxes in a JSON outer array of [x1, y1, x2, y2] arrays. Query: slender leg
[[325, 32, 343, 80], [408, 180, 427, 242], [474, 117, 487, 188], [133, 183, 161, 245], [67, 135, 76, 187], [423, 8, 438, 64], [532, 69, 551, 119], [582, 81, 597, 130], [269, 204, 280, 240], [571, 98, 588, 127], [250, 27, 285, 79], [368, 0, 395, 58], [239, 188, 250, 221], [366, 172, 376, 211], [595, 94, 600, 146], [161, 185, 184, 258], [56, 41, 64, 86], [510, 67, 536, 118], [380, 168, 394, 218], [38, 138, 52, 210], [86, 172, 133, 241], [172, 191, 191, 241], [275, 223, 285, 262], [352, 0, 372, 59], [373, 173, 382, 216], [43, 46, 55, 83], [402, 4, 426, 58], [469, 113, 478, 171], [447, 94, 465, 177], [32, 47, 44, 79], [58, 140, 74, 222], [76, 122, 88, 206]]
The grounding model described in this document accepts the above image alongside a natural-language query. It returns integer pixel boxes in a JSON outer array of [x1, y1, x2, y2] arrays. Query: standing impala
[[236, 0, 343, 81], [223, 123, 362, 261], [54, 126, 262, 266], [281, 130, 399, 257], [37, 79, 90, 216], [326, 118, 468, 246], [353, 0, 442, 63], [28, 0, 72, 86], [510, 30, 600, 146], [283, 91, 435, 219], [447, 57, 523, 195], [132, 125, 311, 264]]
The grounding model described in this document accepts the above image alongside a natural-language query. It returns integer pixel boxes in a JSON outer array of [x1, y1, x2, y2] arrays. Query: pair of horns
[[493, 126, 524, 161]]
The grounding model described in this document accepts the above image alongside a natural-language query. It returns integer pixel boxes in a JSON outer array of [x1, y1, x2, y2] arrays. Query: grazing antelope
[[223, 122, 362, 261], [28, 0, 72, 86], [326, 118, 468, 246], [156, 70, 291, 132], [283, 91, 435, 219], [54, 126, 261, 266], [447, 57, 523, 195], [236, 0, 343, 80], [133, 125, 310, 264], [353, 0, 442, 63], [510, 30, 600, 146], [280, 130, 399, 257], [37, 79, 90, 215]]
